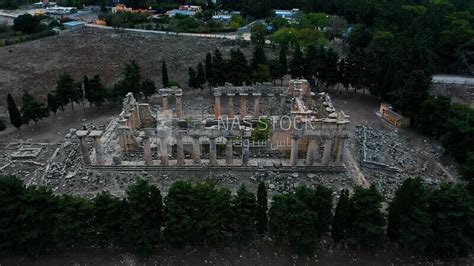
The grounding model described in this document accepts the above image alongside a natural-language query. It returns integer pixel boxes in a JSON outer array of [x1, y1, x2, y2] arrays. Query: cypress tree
[[196, 63, 206, 88], [205, 52, 212, 83], [348, 186, 386, 249], [7, 94, 22, 129], [332, 189, 350, 242], [188, 67, 197, 89], [162, 61, 169, 88], [251, 45, 267, 71], [256, 181, 268, 234], [289, 44, 305, 78], [231, 185, 257, 245], [47, 93, 58, 116], [83, 75, 91, 106], [387, 178, 431, 252], [278, 45, 288, 83]]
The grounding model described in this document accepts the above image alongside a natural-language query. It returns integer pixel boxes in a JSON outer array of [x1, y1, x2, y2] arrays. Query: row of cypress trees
[[0, 175, 472, 259]]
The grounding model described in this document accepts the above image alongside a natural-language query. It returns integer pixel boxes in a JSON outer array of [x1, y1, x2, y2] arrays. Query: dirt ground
[[3, 241, 472, 265], [0, 27, 246, 112]]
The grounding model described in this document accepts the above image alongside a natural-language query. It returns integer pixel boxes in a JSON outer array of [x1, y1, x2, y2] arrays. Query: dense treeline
[[6, 60, 161, 130], [1, 175, 472, 259]]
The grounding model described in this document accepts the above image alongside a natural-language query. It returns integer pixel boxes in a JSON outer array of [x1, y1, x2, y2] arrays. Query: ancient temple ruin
[[76, 80, 350, 171]]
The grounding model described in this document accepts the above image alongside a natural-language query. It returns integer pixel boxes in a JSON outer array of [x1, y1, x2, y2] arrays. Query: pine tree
[[55, 72, 82, 112], [231, 185, 257, 245], [7, 94, 22, 129], [387, 178, 431, 252], [227, 48, 251, 86], [92, 192, 125, 247], [20, 92, 47, 125], [332, 189, 351, 242], [140, 79, 156, 99], [256, 181, 268, 234], [196, 63, 206, 88], [162, 61, 169, 88], [88, 75, 107, 107], [290, 44, 305, 78]]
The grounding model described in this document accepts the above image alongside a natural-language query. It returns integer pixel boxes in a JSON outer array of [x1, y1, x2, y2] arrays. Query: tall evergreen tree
[[162, 61, 169, 88], [212, 49, 226, 86], [88, 75, 107, 107], [205, 52, 212, 83], [124, 179, 162, 255], [140, 79, 156, 100], [278, 45, 288, 82], [348, 186, 386, 248], [83, 75, 91, 106], [227, 49, 251, 86], [289, 44, 305, 78], [55, 72, 82, 112], [387, 178, 432, 252], [7, 94, 22, 129], [426, 184, 474, 259], [256, 181, 268, 234], [196, 63, 206, 88], [251, 45, 267, 71], [188, 67, 198, 89], [332, 189, 351, 242], [20, 92, 47, 125], [47, 93, 58, 116], [92, 192, 125, 247], [231, 185, 257, 245]]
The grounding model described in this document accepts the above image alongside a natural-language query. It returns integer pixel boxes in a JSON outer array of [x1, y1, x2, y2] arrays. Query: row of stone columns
[[214, 93, 262, 119], [142, 136, 250, 166], [289, 135, 347, 166]]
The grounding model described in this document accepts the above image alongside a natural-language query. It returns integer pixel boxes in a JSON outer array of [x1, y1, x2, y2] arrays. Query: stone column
[[209, 137, 217, 166], [335, 136, 346, 164], [242, 137, 250, 166], [240, 93, 248, 118], [225, 139, 233, 165], [160, 137, 169, 166], [306, 137, 317, 166], [322, 137, 333, 165], [280, 94, 287, 113], [176, 134, 185, 166], [90, 131, 104, 165], [175, 93, 183, 119], [227, 93, 235, 118], [76, 130, 90, 165], [306, 95, 313, 110], [289, 136, 299, 166], [143, 135, 152, 166], [253, 93, 261, 117], [192, 136, 201, 164], [162, 93, 169, 111], [214, 93, 222, 119]]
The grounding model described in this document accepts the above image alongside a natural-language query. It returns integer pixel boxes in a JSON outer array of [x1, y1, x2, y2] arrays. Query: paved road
[[432, 74, 474, 85], [85, 23, 251, 41]]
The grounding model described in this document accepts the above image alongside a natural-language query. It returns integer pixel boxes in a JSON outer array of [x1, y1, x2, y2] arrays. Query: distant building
[[274, 8, 299, 19], [379, 103, 411, 128], [45, 5, 77, 15], [112, 4, 132, 13], [167, 5, 202, 17], [63, 21, 85, 29]]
